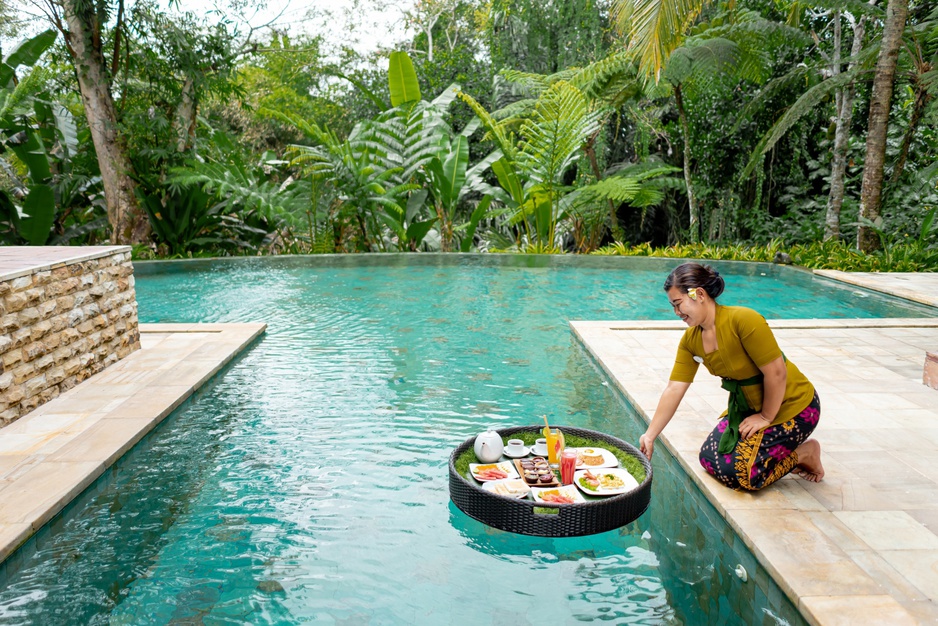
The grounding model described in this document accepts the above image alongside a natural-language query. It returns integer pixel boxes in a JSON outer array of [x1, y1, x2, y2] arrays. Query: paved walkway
[[0, 323, 265, 564], [573, 270, 938, 626]]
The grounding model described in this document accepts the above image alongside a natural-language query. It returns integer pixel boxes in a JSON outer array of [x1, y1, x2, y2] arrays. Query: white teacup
[[532, 438, 548, 456], [505, 438, 526, 455]]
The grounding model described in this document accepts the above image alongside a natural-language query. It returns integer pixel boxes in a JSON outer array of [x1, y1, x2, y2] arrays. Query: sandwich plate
[[481, 478, 531, 499]]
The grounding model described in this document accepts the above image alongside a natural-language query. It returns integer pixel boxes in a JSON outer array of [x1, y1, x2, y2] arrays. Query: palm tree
[[613, 0, 787, 241]]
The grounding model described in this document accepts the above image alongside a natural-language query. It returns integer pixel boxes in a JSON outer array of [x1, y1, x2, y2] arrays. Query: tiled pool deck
[[0, 258, 936, 625], [573, 271, 938, 626]]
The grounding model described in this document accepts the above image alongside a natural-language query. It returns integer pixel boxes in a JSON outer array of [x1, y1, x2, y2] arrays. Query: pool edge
[[0, 322, 266, 566]]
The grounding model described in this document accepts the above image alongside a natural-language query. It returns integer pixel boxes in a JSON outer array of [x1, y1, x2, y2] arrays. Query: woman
[[639, 262, 824, 490]]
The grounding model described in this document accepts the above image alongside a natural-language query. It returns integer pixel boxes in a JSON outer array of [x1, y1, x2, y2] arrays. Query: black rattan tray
[[449, 426, 653, 537]]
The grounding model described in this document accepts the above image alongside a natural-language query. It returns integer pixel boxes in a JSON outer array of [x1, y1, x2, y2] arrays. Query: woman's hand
[[639, 433, 656, 459], [739, 413, 772, 440]]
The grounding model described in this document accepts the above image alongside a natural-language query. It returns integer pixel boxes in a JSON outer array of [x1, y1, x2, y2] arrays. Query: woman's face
[[666, 286, 706, 326]]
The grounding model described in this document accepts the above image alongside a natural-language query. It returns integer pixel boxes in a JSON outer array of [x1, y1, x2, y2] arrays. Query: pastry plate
[[513, 458, 559, 487], [530, 484, 585, 504], [569, 447, 619, 469], [573, 468, 639, 496], [469, 461, 519, 482], [481, 478, 532, 499]]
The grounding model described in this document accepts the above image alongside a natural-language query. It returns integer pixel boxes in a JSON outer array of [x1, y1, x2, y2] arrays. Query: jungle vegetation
[[0, 0, 936, 270]]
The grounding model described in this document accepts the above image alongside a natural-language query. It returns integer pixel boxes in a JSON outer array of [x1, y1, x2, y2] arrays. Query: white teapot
[[473, 429, 504, 463]]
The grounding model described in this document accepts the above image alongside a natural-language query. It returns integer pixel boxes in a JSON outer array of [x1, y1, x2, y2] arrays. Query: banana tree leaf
[[378, 212, 407, 241], [426, 156, 446, 199], [0, 30, 56, 88], [405, 217, 437, 247], [53, 103, 79, 160], [534, 192, 553, 242], [388, 51, 421, 107], [460, 117, 481, 138], [16, 184, 55, 245], [8, 128, 52, 184], [442, 135, 469, 208], [460, 195, 492, 252], [406, 189, 428, 223], [491, 157, 524, 205], [430, 82, 461, 108]]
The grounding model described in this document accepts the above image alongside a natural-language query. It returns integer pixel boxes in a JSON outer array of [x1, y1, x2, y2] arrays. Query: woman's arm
[[640, 380, 692, 459], [739, 355, 787, 439]]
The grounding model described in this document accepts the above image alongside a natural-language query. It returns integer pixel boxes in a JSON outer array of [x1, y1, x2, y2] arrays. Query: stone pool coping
[[572, 313, 938, 626], [0, 246, 132, 281], [0, 322, 265, 564], [815, 270, 938, 310]]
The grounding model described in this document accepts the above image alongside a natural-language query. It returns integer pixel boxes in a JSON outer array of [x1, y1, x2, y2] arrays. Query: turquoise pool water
[[0, 256, 933, 624]]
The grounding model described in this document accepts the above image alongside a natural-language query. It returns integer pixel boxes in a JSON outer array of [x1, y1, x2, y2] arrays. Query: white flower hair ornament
[[687, 288, 698, 300]]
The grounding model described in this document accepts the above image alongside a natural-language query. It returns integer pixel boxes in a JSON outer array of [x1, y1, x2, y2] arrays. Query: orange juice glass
[[546, 428, 564, 467]]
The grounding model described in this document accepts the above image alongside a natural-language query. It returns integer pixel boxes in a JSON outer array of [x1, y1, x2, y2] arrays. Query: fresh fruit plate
[[573, 468, 639, 496], [469, 461, 519, 482], [530, 484, 585, 504], [569, 447, 619, 469], [481, 478, 531, 499]]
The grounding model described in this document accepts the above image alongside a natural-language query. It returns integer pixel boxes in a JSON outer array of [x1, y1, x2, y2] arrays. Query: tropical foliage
[[0, 0, 935, 270]]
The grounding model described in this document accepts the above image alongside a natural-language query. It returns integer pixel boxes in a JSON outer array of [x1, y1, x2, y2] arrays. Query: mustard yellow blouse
[[669, 305, 815, 426]]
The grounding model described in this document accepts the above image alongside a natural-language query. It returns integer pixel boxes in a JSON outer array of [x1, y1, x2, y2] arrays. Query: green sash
[[718, 373, 763, 454]]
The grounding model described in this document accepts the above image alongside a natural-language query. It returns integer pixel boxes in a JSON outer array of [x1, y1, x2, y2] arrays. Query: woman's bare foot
[[792, 439, 824, 482]]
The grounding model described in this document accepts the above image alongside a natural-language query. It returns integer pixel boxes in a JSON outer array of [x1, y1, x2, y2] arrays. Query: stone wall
[[0, 248, 140, 426]]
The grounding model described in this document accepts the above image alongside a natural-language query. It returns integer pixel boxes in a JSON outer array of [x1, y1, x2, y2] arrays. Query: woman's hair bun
[[664, 262, 725, 299]]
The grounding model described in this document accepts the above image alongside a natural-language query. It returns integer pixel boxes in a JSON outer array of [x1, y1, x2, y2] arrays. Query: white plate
[[570, 447, 619, 469], [502, 446, 529, 458], [481, 478, 531, 499], [469, 461, 519, 482], [573, 468, 639, 496], [531, 446, 549, 456], [530, 484, 585, 504]]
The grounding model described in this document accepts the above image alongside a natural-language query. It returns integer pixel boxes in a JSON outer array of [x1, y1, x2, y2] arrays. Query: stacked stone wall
[[0, 250, 140, 426]]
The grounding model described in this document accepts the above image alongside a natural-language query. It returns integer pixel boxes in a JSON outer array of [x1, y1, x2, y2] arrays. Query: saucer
[[503, 446, 529, 458], [531, 446, 548, 457]]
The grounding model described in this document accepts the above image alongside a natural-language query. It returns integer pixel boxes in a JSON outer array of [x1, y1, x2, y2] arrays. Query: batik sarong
[[698, 392, 820, 491]]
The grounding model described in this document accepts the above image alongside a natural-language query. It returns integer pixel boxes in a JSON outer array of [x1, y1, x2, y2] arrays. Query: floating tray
[[449, 426, 653, 537]]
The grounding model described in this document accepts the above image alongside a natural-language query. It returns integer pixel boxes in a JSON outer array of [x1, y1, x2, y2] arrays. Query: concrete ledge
[[815, 270, 938, 310], [572, 318, 938, 625], [0, 322, 265, 565]]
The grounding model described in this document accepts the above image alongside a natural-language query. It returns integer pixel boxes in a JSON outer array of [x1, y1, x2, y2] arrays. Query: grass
[[453, 429, 647, 485]]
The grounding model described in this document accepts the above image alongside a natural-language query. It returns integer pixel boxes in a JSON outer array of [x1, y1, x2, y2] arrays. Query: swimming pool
[[0, 255, 932, 624]]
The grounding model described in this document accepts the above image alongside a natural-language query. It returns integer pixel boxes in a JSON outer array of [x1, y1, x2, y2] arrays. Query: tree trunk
[[857, 0, 908, 252], [60, 0, 148, 244], [673, 84, 699, 243], [890, 85, 932, 184], [583, 130, 622, 242], [174, 76, 197, 152], [825, 12, 866, 240]]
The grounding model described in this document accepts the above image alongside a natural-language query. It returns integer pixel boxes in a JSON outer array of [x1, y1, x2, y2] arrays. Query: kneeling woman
[[639, 263, 824, 490]]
